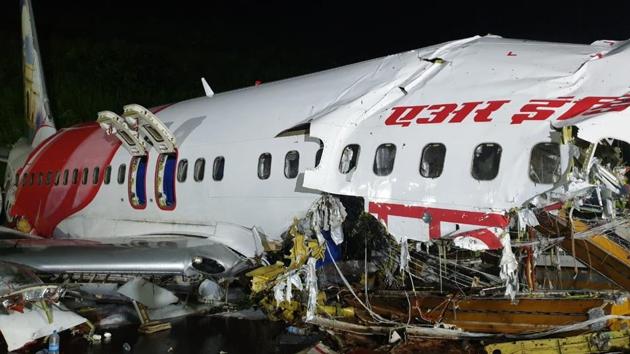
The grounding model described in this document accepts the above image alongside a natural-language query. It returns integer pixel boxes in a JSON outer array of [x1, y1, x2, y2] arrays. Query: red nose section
[[10, 122, 121, 237]]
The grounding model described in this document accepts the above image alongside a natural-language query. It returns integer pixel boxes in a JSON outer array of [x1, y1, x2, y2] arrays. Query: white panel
[[387, 215, 429, 242]]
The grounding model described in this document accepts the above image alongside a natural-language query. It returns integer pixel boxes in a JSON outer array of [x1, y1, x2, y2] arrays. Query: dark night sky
[[2, 1, 629, 73], [0, 1, 629, 143]]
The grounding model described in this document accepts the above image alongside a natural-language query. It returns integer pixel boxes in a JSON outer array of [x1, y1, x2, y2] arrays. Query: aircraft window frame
[[30, 173, 35, 186], [82, 168, 89, 185], [63, 170, 69, 185], [54, 171, 60, 185], [104, 166, 111, 185], [420, 143, 447, 178], [38, 172, 43, 185], [339, 144, 360, 174], [471, 143, 502, 181], [529, 142, 561, 184], [22, 173, 27, 186], [117, 164, 126, 184], [72, 169, 79, 184], [93, 167, 100, 185], [156, 153, 177, 210], [177, 159, 188, 183], [213, 156, 225, 181], [258, 153, 272, 180], [284, 150, 300, 179], [194, 158, 205, 182], [373, 143, 396, 176], [46, 171, 52, 185], [315, 146, 324, 167]]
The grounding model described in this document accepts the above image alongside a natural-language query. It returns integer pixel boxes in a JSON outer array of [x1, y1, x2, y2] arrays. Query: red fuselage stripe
[[368, 201, 508, 239]]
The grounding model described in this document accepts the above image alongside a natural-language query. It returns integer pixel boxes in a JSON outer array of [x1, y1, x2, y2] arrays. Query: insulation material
[[305, 257, 319, 321], [272, 270, 303, 304], [499, 233, 519, 300], [399, 235, 410, 272], [518, 209, 539, 229], [305, 195, 347, 245]]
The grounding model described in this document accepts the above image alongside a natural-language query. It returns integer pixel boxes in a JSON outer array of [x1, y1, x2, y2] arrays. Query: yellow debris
[[246, 262, 286, 293], [484, 330, 630, 354], [318, 304, 355, 318], [609, 297, 630, 331]]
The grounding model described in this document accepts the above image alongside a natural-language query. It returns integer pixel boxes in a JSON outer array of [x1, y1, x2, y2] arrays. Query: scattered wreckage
[[2, 146, 628, 352], [3, 20, 630, 352]]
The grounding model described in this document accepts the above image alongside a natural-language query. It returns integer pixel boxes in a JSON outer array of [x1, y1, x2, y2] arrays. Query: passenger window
[[54, 171, 60, 185], [46, 171, 52, 185], [117, 164, 126, 184], [420, 143, 446, 178], [258, 153, 272, 180], [315, 146, 324, 167], [194, 158, 205, 182], [284, 151, 299, 179], [339, 144, 360, 174], [213, 156, 225, 181], [373, 144, 396, 176], [72, 169, 79, 184], [22, 173, 27, 186], [30, 173, 35, 185], [63, 170, 69, 185], [15, 173, 19, 187], [93, 167, 100, 184], [82, 168, 89, 185], [38, 172, 43, 185], [472, 143, 502, 180], [529, 142, 560, 184], [104, 166, 111, 185], [177, 159, 188, 183]]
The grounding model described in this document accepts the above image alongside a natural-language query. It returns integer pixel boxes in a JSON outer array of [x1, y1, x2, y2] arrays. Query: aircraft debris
[[0, 262, 87, 351]]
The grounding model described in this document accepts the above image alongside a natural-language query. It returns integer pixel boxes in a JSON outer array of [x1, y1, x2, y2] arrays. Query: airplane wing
[[0, 229, 251, 278]]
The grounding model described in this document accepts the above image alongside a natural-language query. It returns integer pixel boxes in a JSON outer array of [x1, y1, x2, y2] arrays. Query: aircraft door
[[155, 153, 177, 210], [128, 156, 148, 209]]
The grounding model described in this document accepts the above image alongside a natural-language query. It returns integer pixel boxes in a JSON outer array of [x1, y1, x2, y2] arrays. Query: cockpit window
[[529, 142, 560, 184], [373, 144, 396, 176], [472, 143, 502, 180], [339, 144, 360, 174], [420, 143, 446, 178], [258, 153, 272, 180]]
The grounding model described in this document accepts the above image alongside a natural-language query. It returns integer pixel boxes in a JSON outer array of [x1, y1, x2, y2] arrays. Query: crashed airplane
[[0, 0, 629, 352]]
